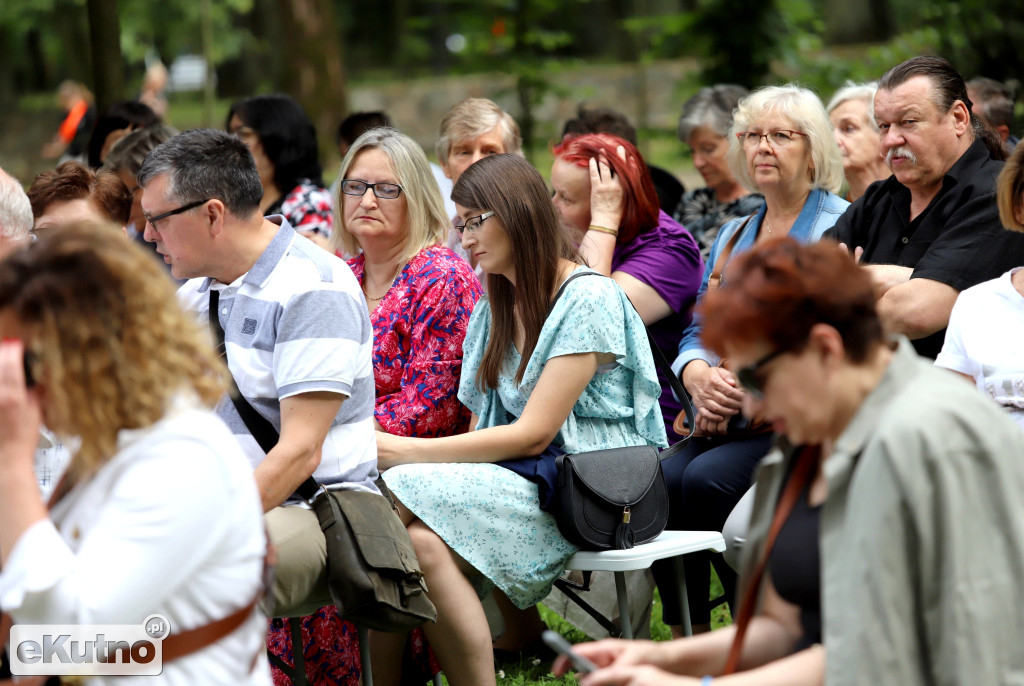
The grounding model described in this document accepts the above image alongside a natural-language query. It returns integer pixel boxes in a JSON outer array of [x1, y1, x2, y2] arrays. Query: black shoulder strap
[[548, 270, 695, 456], [209, 289, 320, 502], [547, 268, 598, 316]]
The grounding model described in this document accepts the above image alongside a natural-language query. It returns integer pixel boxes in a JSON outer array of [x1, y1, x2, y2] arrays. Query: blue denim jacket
[[671, 188, 850, 376]]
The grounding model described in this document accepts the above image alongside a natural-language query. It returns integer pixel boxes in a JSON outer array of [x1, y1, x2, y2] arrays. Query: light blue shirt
[[672, 188, 849, 377]]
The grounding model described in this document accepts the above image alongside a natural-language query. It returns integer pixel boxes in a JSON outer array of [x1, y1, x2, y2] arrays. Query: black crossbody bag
[[501, 271, 696, 551], [209, 290, 436, 632]]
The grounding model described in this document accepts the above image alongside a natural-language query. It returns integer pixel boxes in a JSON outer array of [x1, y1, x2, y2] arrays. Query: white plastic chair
[[558, 530, 726, 638]]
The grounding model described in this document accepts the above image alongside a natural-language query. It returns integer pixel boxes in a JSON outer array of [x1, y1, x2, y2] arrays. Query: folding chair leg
[[289, 617, 308, 686], [358, 624, 373, 686], [672, 556, 693, 637], [613, 572, 633, 639]]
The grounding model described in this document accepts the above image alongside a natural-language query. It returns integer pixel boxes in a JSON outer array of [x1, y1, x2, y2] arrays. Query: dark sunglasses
[[735, 348, 787, 398]]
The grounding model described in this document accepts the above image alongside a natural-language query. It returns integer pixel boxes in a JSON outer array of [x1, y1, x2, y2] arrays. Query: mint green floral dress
[[383, 269, 667, 608]]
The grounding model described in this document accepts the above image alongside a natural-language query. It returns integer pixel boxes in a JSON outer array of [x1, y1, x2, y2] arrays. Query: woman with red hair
[[555, 238, 1024, 686], [552, 133, 702, 440]]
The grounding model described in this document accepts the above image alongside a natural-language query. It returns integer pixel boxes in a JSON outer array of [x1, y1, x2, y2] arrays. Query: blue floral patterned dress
[[383, 268, 667, 608]]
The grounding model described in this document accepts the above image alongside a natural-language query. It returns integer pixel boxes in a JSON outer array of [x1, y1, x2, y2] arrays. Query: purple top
[[612, 210, 703, 438]]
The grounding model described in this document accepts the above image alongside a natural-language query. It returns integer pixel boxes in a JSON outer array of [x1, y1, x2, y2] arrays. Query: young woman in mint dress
[[373, 153, 667, 686]]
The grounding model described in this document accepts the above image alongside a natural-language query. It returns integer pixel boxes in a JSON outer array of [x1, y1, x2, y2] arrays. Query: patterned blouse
[[347, 244, 483, 438], [673, 187, 765, 259], [267, 179, 334, 238]]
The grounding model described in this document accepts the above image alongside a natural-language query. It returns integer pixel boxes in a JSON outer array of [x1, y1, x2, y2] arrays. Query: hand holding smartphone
[[542, 629, 598, 675]]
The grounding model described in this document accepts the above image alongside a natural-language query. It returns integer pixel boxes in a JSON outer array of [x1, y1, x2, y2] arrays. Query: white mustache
[[885, 146, 917, 167]]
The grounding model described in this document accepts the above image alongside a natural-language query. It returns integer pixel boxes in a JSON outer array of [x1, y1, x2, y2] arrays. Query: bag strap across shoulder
[[548, 269, 695, 457], [208, 290, 320, 504], [707, 214, 755, 292], [723, 446, 819, 674]]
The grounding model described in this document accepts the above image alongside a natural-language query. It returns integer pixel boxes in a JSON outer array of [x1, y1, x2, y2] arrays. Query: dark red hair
[[553, 133, 659, 244], [699, 238, 883, 363]]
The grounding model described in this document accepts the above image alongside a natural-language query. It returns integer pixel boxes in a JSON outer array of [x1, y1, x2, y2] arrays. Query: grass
[[432, 564, 732, 685]]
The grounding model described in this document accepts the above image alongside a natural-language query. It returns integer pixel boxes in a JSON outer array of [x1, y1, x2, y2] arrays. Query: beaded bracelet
[[588, 224, 618, 236]]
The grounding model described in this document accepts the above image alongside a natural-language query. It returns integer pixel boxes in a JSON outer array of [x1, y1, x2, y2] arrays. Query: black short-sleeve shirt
[[826, 139, 1024, 358]]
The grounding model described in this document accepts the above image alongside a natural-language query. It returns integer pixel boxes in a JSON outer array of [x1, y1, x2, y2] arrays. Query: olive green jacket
[[739, 337, 1024, 685]]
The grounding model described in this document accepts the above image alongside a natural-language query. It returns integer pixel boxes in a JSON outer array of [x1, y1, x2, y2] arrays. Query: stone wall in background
[[347, 58, 701, 156]]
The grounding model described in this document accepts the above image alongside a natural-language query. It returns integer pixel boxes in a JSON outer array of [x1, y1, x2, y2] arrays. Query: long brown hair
[[451, 154, 580, 388]]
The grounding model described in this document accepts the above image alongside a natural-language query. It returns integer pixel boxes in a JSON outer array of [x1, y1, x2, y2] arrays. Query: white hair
[[827, 81, 879, 131], [0, 168, 33, 240], [727, 84, 846, 195]]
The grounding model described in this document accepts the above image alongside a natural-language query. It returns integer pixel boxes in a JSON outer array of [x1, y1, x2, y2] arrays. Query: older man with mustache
[[827, 56, 1024, 358]]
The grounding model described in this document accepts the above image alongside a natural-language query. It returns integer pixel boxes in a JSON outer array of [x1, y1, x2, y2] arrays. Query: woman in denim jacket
[[655, 84, 850, 636]]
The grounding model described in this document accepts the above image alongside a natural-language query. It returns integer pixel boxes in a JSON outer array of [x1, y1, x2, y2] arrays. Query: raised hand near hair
[[588, 151, 626, 232], [0, 339, 42, 471]]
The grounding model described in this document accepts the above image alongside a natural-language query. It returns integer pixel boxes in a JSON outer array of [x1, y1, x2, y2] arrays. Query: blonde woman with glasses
[[656, 84, 849, 639]]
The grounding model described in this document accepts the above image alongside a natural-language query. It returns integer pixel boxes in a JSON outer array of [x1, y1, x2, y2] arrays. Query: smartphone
[[542, 629, 598, 675], [23, 350, 36, 388]]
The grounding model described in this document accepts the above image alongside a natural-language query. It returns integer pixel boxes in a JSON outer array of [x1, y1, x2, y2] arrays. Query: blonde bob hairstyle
[[333, 127, 449, 262], [435, 98, 523, 164], [997, 143, 1024, 232], [0, 222, 226, 481], [728, 84, 845, 195]]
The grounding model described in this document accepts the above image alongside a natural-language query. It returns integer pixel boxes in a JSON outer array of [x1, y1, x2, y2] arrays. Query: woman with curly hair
[[0, 223, 271, 684]]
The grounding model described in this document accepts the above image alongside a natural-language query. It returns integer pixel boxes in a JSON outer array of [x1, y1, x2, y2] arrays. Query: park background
[[1, 0, 1020, 683], [1, 0, 1021, 188]]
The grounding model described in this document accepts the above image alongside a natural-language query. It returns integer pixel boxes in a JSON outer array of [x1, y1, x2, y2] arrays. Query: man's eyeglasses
[[143, 198, 211, 229], [735, 348, 787, 398], [455, 211, 495, 235], [340, 179, 403, 200], [735, 130, 808, 150]]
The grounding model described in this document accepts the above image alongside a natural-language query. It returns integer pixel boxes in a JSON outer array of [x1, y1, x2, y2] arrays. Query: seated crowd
[[0, 54, 1023, 686]]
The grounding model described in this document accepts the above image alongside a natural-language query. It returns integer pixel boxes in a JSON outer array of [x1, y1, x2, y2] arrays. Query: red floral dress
[[266, 244, 482, 686]]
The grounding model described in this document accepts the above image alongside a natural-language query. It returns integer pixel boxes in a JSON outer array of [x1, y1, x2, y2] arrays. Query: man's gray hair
[[137, 129, 263, 217], [0, 168, 33, 240], [435, 98, 523, 163]]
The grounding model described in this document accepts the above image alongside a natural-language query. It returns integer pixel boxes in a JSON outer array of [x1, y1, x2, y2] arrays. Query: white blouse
[[0, 402, 272, 685]]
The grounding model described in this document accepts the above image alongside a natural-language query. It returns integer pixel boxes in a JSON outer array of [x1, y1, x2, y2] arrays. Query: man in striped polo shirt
[[138, 128, 377, 615]]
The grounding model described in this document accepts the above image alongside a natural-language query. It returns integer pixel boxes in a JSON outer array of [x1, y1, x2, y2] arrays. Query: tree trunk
[[86, 0, 124, 112], [273, 0, 348, 159], [822, 0, 892, 44]]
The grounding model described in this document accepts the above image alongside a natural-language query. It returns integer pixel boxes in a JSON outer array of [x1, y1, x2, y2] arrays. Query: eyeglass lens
[[341, 180, 402, 199]]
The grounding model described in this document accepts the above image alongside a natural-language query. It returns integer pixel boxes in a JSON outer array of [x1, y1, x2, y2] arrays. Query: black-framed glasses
[[455, 210, 495, 235], [735, 130, 808, 149], [340, 179, 403, 200], [735, 348, 787, 398], [143, 198, 211, 229]]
